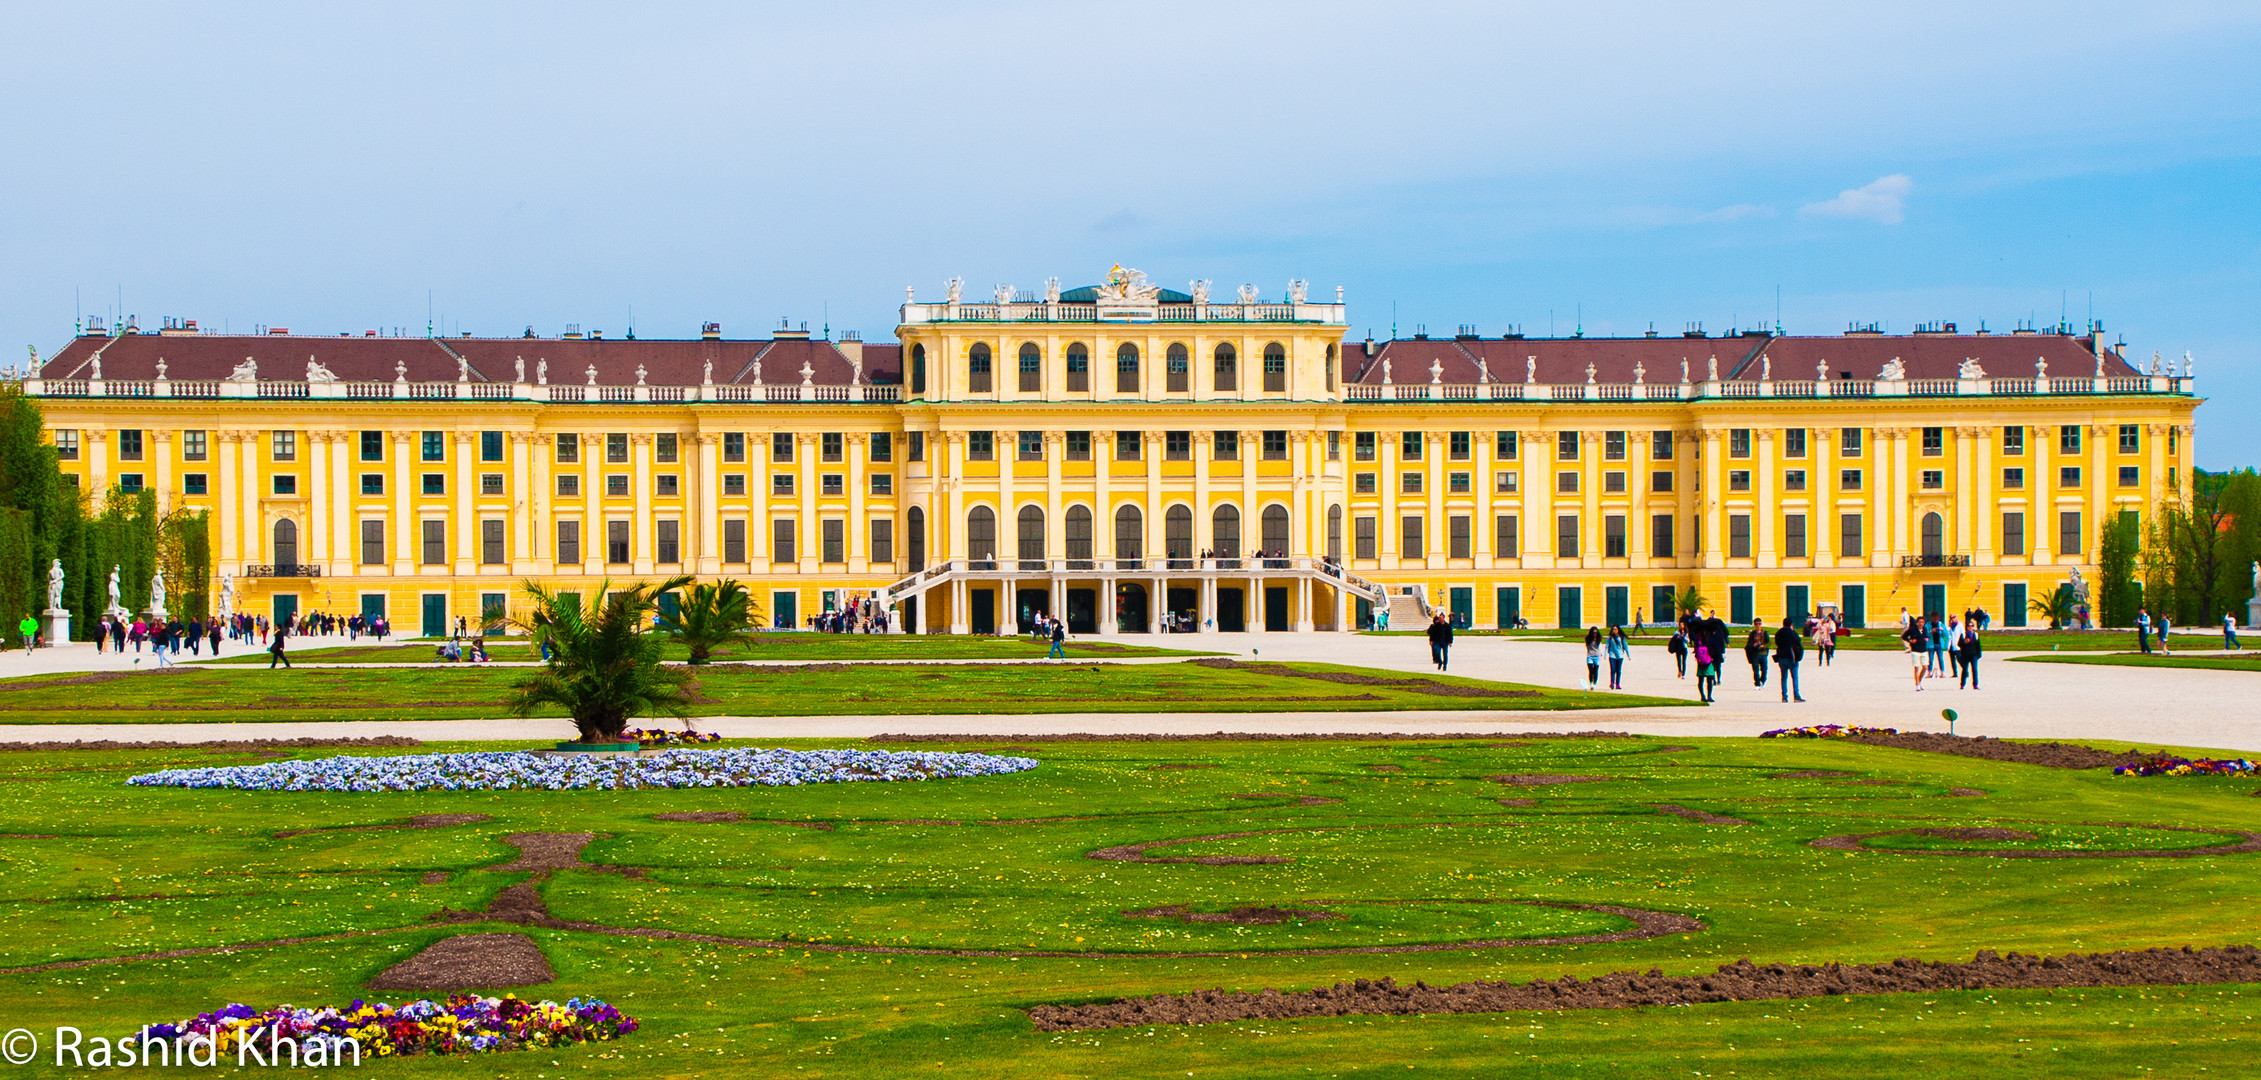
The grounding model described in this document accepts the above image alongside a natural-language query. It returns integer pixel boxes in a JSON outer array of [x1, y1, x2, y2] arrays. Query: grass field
[[2, 734, 2258, 1077], [0, 659, 1684, 725], [190, 635, 1219, 665], [2010, 652, 2261, 672]]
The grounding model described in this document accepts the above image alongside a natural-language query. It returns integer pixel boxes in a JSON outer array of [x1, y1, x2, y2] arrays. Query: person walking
[[2158, 612, 2172, 655], [207, 620, 222, 655], [1605, 625, 1629, 690], [1946, 616, 1965, 682], [1902, 617, 1927, 690], [16, 614, 35, 654], [1582, 626, 1602, 690], [1667, 626, 1689, 679], [2136, 608, 2153, 654], [1814, 617, 1836, 666], [1773, 615, 1805, 703], [1048, 617, 1066, 659], [2227, 611, 2243, 651], [267, 628, 291, 669], [1926, 615, 1948, 677], [1426, 613, 1454, 672], [1744, 625, 1769, 687], [110, 616, 125, 652], [1959, 622, 1984, 689]]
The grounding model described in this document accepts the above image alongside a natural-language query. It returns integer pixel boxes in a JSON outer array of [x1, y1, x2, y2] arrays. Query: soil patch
[[1811, 824, 2261, 858], [420, 872, 449, 885], [274, 813, 492, 840], [0, 672, 132, 692], [1091, 831, 1292, 866], [1366, 765, 1404, 773], [1230, 793, 1342, 807], [1489, 774, 1614, 787], [886, 819, 964, 826], [760, 820, 834, 830], [1914, 827, 2035, 841], [366, 932, 554, 991], [1771, 770, 1854, 779], [1643, 746, 1698, 754], [869, 732, 1635, 743], [1124, 905, 1341, 925], [1828, 779, 1908, 786], [1655, 805, 1751, 826], [654, 811, 745, 823], [1151, 764, 1217, 770], [1027, 946, 2261, 1031], [1946, 788, 1987, 797], [1495, 798, 1536, 807], [1849, 732, 2165, 770], [1187, 658, 1539, 699], [0, 736, 421, 752]]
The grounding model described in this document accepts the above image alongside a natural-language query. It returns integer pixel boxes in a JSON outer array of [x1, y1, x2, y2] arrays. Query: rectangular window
[[556, 433, 578, 463], [655, 433, 678, 463], [358, 430, 382, 462], [2003, 467, 2024, 490], [821, 474, 844, 496], [772, 474, 794, 496], [1651, 513, 1675, 558], [1558, 470, 1579, 494], [1449, 514, 1472, 559], [2060, 425, 2082, 454], [1603, 430, 1626, 461], [1921, 427, 1943, 455], [1354, 472, 1377, 494], [606, 474, 629, 497], [1449, 431, 1472, 461], [870, 517, 894, 564], [821, 433, 843, 462], [870, 473, 893, 495], [1604, 514, 1626, 557], [2118, 466, 2140, 488], [1497, 431, 1520, 460], [1327, 431, 1341, 460], [2118, 424, 2140, 453], [1263, 348, 1286, 392], [605, 434, 628, 463], [1402, 432, 1425, 460], [1401, 514, 1425, 557], [606, 520, 631, 563], [481, 519, 505, 564], [772, 433, 795, 462], [773, 519, 796, 563], [820, 519, 845, 563], [1401, 472, 1423, 494], [421, 519, 446, 564], [2003, 511, 2026, 556], [1354, 515, 1377, 559], [657, 474, 680, 497], [482, 473, 504, 496], [2059, 510, 2083, 555], [117, 473, 143, 493], [909, 432, 925, 461], [481, 430, 504, 462], [1603, 471, 1626, 493], [1557, 431, 1579, 461], [656, 520, 680, 564], [118, 429, 144, 460], [421, 431, 444, 461], [557, 474, 579, 497], [1921, 469, 1944, 490], [51, 429, 78, 460], [1728, 514, 1752, 558], [1651, 430, 1673, 460], [1116, 431, 1141, 460], [2003, 426, 2024, 455], [1556, 513, 1579, 556], [2060, 466, 2081, 488], [1840, 468, 1863, 491], [1449, 471, 1472, 494], [1784, 428, 1807, 458], [1066, 431, 1092, 461], [183, 473, 207, 495], [1263, 430, 1288, 460], [1841, 428, 1863, 456], [723, 432, 746, 463], [1165, 431, 1190, 461], [422, 473, 445, 496], [722, 519, 747, 563], [1784, 469, 1806, 492], [1840, 513, 1864, 557], [1018, 347, 1041, 392], [968, 431, 994, 461], [1355, 432, 1377, 461], [1215, 431, 1240, 461], [1651, 470, 1673, 493], [360, 519, 385, 564], [272, 430, 297, 461], [1496, 470, 1519, 493], [556, 520, 580, 563], [1496, 514, 1519, 557], [1018, 431, 1043, 461], [1728, 470, 1751, 492], [1785, 513, 1807, 558], [362, 473, 385, 496], [1728, 429, 1751, 458], [182, 430, 206, 461]]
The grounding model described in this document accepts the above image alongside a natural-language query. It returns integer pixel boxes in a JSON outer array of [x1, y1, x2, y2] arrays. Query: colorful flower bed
[[126, 747, 1038, 792], [132, 996, 635, 1059], [2111, 756, 2259, 777], [626, 728, 725, 748], [1759, 724, 1901, 739]]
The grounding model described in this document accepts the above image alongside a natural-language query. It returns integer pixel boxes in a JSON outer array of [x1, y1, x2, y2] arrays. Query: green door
[[420, 593, 446, 638], [1264, 587, 1291, 631], [1922, 584, 1947, 620], [1840, 585, 1867, 628], [273, 594, 299, 628], [1729, 585, 1754, 626], [2003, 583, 2028, 628], [1495, 587, 1520, 629], [1651, 585, 1676, 626], [1556, 586, 1582, 630], [1448, 587, 1473, 629], [1216, 588, 1246, 632], [969, 589, 993, 635], [774, 590, 799, 630], [359, 593, 387, 625], [1785, 585, 1810, 623], [1604, 586, 1629, 627]]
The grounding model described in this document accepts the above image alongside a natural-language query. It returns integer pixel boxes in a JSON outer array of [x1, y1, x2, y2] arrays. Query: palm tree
[[1674, 586, 1707, 619], [2029, 582, 2079, 630], [508, 576, 694, 745], [658, 579, 760, 664]]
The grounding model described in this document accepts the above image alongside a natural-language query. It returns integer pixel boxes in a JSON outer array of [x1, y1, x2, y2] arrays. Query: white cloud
[[1800, 174, 1913, 224]]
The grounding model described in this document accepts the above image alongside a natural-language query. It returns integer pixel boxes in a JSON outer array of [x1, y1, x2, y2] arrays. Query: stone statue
[[905, 285, 916, 303], [1235, 283, 1259, 306], [2184, 351, 2194, 377], [800, 360, 815, 386], [305, 356, 338, 383], [1632, 360, 1646, 384], [228, 357, 259, 382], [1526, 356, 1537, 384], [1817, 358, 1828, 381], [1760, 354, 1771, 381], [2150, 351, 2163, 376], [515, 356, 527, 382], [1381, 358, 1393, 384], [148, 569, 167, 621], [46, 559, 64, 610], [218, 572, 234, 620], [90, 357, 102, 380], [702, 359, 713, 385], [1958, 357, 1987, 380], [1707, 355, 1719, 381], [105, 565, 125, 620], [1477, 359, 1492, 383], [850, 356, 864, 385], [1429, 358, 1444, 384], [2252, 560, 2259, 596], [1877, 357, 1907, 381], [1044, 277, 1061, 303], [635, 364, 648, 386], [585, 364, 598, 386], [945, 277, 963, 304], [395, 359, 408, 381], [1680, 358, 1690, 384], [155, 358, 167, 380], [992, 283, 1013, 307], [1287, 280, 1308, 304], [457, 356, 471, 383], [2036, 356, 2048, 379], [1188, 279, 1210, 305], [2095, 350, 2106, 377], [537, 359, 548, 385]]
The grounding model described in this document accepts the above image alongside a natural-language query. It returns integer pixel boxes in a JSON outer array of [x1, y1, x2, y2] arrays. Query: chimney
[[701, 322, 722, 340], [835, 338, 863, 364]]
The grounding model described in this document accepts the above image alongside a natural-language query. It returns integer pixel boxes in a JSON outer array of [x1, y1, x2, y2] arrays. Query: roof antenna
[[1775, 285, 1782, 333], [1390, 301, 1397, 341], [823, 301, 830, 341], [427, 290, 434, 339]]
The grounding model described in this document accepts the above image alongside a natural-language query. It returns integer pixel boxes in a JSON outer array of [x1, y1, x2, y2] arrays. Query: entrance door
[[1066, 589, 1097, 635], [1729, 585, 1754, 626], [1216, 587, 1246, 632], [1449, 587, 1473, 629], [901, 596, 918, 634], [1785, 585, 1811, 623], [1840, 584, 1867, 628], [1604, 586, 1628, 628], [273, 594, 300, 628], [2003, 583, 2027, 628], [1922, 583, 1947, 620], [1115, 584, 1148, 633], [1264, 586, 1290, 631], [1355, 596, 1373, 630], [1556, 586, 1582, 630], [1016, 588, 1049, 633], [772, 590, 798, 629], [1651, 585, 1677, 626], [971, 589, 996, 635], [1166, 587, 1198, 631], [420, 593, 446, 638], [1495, 587, 1519, 630], [360, 593, 387, 626]]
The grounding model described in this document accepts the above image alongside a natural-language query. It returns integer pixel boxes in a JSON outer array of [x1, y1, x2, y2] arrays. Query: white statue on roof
[[994, 283, 1014, 307], [1958, 357, 1986, 380], [850, 355, 864, 385], [1707, 355, 1718, 381], [1381, 358, 1393, 385], [635, 364, 648, 386], [1429, 358, 1443, 384], [1760, 354, 1771, 381], [1188, 280, 1210, 305], [89, 357, 101, 380], [457, 356, 470, 382], [228, 357, 258, 382], [2150, 351, 2163, 376], [945, 277, 963, 304], [2184, 351, 2194, 377], [1877, 357, 1907, 381], [2095, 349, 2106, 377], [702, 360, 713, 386], [305, 356, 338, 383], [1680, 358, 1689, 384], [514, 356, 526, 382], [1477, 359, 1491, 383], [800, 360, 815, 386], [536, 358, 548, 385], [2035, 356, 2048, 380], [1096, 265, 1161, 304], [1585, 361, 1597, 385], [1525, 356, 1536, 384], [1632, 360, 1645, 384], [1288, 280, 1308, 304], [1234, 283, 1259, 306], [1817, 358, 1828, 381], [585, 364, 598, 386], [154, 358, 167, 380]]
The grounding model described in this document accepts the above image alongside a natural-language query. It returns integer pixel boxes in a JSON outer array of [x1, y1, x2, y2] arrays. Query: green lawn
[[190, 635, 1219, 665], [3, 734, 2259, 1076], [0, 659, 1683, 724], [2010, 652, 2261, 672]]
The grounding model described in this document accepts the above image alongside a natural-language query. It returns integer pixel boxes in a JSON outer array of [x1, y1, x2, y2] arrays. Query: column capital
[[389, 430, 416, 445], [2145, 422, 2172, 437], [942, 430, 967, 446], [86, 429, 107, 444], [630, 432, 655, 447], [453, 431, 478, 446], [1143, 430, 1166, 445], [151, 429, 174, 444], [795, 432, 819, 446], [1193, 430, 1215, 446], [846, 432, 871, 447], [1093, 429, 1116, 443], [1041, 430, 1066, 445]]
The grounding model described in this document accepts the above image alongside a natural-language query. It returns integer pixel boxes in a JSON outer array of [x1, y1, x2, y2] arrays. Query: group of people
[[1025, 612, 1070, 658], [807, 599, 889, 634], [1662, 611, 1816, 703], [91, 613, 227, 663], [1897, 608, 1985, 690]]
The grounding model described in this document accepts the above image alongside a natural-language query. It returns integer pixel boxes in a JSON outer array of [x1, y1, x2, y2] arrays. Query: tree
[[657, 578, 760, 664], [508, 576, 694, 745], [2029, 583, 2078, 630], [1674, 587, 1706, 618], [0, 388, 78, 642], [2096, 512, 2142, 628], [157, 509, 212, 620]]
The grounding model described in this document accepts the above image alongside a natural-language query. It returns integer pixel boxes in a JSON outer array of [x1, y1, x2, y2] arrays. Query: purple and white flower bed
[[126, 747, 1038, 792]]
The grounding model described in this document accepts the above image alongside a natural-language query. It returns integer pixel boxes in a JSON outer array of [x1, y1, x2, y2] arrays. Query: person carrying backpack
[[1048, 618, 1066, 660], [1773, 616, 1805, 703], [268, 628, 292, 669], [1958, 624, 1984, 689]]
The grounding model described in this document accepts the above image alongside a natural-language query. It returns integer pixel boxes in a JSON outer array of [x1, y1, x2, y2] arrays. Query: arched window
[[273, 518, 299, 569], [1327, 504, 1344, 560], [1017, 342, 1042, 393], [1213, 343, 1238, 392], [1260, 504, 1290, 562], [1166, 343, 1190, 393], [910, 344, 926, 396], [1164, 504, 1193, 566], [968, 343, 993, 394], [1065, 343, 1090, 392], [1065, 504, 1094, 567], [1017, 505, 1046, 569], [1921, 512, 1945, 558], [1114, 504, 1143, 567], [1263, 342, 1287, 392], [967, 506, 996, 568], [1213, 504, 1242, 562], [907, 505, 926, 571], [1115, 342, 1140, 394], [1325, 343, 1337, 393]]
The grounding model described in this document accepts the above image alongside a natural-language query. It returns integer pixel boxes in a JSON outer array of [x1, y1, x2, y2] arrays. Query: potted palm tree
[[508, 577, 695, 750], [2029, 583, 2079, 630], [657, 579, 760, 664]]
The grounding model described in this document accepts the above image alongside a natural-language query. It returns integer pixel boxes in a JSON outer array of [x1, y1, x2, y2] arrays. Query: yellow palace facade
[[33, 269, 2198, 637]]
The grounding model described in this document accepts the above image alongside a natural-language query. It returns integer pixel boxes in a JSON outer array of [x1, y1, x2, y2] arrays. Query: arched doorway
[[1115, 343, 1140, 393], [1114, 505, 1143, 568], [968, 342, 993, 393], [967, 506, 996, 569], [1213, 505, 1241, 566], [1921, 512, 1945, 558], [272, 518, 299, 570]]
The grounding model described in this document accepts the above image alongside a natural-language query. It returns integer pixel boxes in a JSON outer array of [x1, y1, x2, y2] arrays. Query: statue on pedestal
[[46, 559, 64, 611], [149, 569, 168, 623], [105, 565, 127, 620]]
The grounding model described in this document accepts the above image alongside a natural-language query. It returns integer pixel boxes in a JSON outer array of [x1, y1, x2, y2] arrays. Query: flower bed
[[133, 995, 635, 1059], [626, 728, 725, 748], [2111, 756, 2259, 778], [125, 747, 1038, 792], [1760, 724, 1901, 739]]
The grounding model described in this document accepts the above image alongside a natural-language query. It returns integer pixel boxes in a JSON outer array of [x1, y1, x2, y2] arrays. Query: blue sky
[[3, 1, 2255, 466]]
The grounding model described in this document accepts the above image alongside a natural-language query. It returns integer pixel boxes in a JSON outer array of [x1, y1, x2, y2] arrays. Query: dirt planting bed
[[653, 811, 745, 823], [868, 732, 1635, 743], [1186, 658, 1540, 698], [1489, 774, 1615, 787], [366, 932, 555, 991], [1654, 805, 1751, 826], [1810, 824, 2261, 858], [273, 813, 492, 840], [1124, 904, 1340, 925], [1230, 793, 1342, 806], [1090, 831, 1294, 866], [1027, 946, 2261, 1030], [1770, 770, 1855, 779], [1849, 731, 2166, 769]]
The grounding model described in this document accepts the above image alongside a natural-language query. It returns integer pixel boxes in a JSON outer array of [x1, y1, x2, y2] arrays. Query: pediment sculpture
[[228, 357, 259, 382]]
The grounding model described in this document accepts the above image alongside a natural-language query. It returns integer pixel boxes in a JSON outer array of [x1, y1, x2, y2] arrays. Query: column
[[1378, 431, 1398, 562], [330, 432, 353, 576], [951, 576, 968, 635], [1675, 432, 1698, 571], [1242, 429, 1261, 555], [1149, 572, 1163, 634], [453, 432, 476, 576], [305, 432, 326, 567], [1143, 432, 1164, 561], [1001, 578, 1016, 635], [2031, 423, 2053, 563], [746, 430, 770, 573], [1093, 430, 1115, 562], [1891, 429, 1912, 563], [1971, 427, 1994, 565], [696, 432, 721, 574], [1624, 431, 1644, 564], [796, 433, 816, 573], [1700, 431, 1724, 568], [510, 434, 535, 573], [848, 433, 870, 574], [2146, 423, 2170, 517], [153, 430, 175, 516], [1754, 430, 1776, 566], [86, 430, 109, 507], [240, 430, 263, 568], [583, 432, 603, 574], [1527, 429, 1553, 569], [1043, 430, 1065, 569], [1297, 573, 1313, 632], [531, 435, 553, 565], [212, 432, 237, 571], [1191, 431, 1213, 555], [1580, 431, 1601, 570], [631, 434, 653, 572], [1813, 429, 1835, 565], [1426, 431, 1445, 566], [391, 432, 414, 575], [945, 433, 967, 559], [2090, 424, 2111, 562]]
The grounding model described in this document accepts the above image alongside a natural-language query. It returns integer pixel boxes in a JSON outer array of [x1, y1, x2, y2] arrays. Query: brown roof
[[39, 333, 899, 387], [1349, 331, 2137, 385]]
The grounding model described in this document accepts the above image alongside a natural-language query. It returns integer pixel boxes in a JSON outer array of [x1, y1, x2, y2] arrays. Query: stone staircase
[[1383, 591, 1429, 628]]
